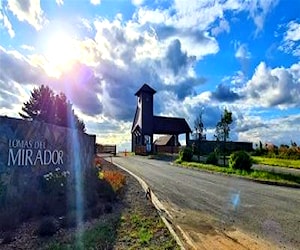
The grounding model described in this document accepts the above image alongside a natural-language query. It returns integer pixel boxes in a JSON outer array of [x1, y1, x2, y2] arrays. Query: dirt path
[[164, 202, 283, 250]]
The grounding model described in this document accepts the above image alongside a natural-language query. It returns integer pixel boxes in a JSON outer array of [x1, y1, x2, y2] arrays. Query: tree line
[[193, 108, 233, 166], [19, 85, 86, 132]]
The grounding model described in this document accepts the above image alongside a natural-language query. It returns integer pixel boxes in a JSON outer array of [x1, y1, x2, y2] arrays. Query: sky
[[0, 0, 300, 151]]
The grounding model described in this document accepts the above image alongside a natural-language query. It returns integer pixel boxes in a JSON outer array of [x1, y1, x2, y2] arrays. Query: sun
[[45, 32, 79, 75]]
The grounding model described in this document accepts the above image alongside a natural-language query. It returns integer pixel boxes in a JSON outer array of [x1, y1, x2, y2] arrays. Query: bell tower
[[131, 84, 156, 152]]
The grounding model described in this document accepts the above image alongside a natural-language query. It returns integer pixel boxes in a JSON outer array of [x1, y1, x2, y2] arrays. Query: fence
[[188, 140, 253, 155], [96, 144, 116, 156]]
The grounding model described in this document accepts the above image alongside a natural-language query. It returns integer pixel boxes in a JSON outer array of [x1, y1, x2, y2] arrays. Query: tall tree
[[19, 85, 55, 123], [19, 85, 86, 132], [215, 108, 233, 166], [194, 111, 206, 161]]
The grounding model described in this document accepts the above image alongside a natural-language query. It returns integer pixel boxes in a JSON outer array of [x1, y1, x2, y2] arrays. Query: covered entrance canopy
[[131, 84, 191, 154]]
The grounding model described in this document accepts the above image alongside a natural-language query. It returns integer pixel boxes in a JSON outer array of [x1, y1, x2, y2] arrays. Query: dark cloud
[[18, 0, 30, 12], [0, 47, 44, 84], [165, 39, 195, 75], [98, 59, 162, 121], [48, 63, 103, 116], [155, 24, 214, 44], [211, 83, 240, 102], [164, 77, 206, 101], [236, 122, 269, 133]]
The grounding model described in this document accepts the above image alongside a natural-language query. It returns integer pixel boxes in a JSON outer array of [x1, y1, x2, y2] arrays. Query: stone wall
[[0, 116, 95, 178]]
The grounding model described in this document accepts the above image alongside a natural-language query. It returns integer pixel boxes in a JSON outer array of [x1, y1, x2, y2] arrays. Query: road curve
[[112, 155, 300, 250]]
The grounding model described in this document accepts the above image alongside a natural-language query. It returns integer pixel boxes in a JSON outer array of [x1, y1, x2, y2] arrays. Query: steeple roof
[[134, 83, 156, 96]]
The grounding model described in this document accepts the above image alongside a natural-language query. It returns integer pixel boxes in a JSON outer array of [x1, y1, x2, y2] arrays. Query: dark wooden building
[[132, 84, 191, 154]]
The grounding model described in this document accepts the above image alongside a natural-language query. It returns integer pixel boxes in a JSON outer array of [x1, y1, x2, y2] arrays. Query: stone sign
[[0, 116, 95, 174], [7, 139, 64, 167]]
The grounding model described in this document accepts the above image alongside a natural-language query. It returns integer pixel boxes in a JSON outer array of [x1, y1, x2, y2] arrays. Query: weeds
[[252, 156, 300, 169]]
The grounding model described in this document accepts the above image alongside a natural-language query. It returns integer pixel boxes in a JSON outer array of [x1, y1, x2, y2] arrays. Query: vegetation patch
[[44, 215, 119, 250], [101, 170, 126, 193], [178, 147, 193, 162], [176, 160, 300, 185], [252, 156, 300, 169], [229, 151, 252, 171], [0, 158, 179, 249], [116, 211, 179, 250]]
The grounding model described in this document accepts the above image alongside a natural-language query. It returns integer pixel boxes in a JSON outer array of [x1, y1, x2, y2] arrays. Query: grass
[[176, 160, 300, 185], [44, 209, 179, 250], [252, 156, 300, 169], [45, 216, 119, 249], [117, 212, 179, 250]]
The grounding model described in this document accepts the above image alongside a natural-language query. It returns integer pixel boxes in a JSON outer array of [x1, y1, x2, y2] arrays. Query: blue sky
[[0, 0, 300, 151]]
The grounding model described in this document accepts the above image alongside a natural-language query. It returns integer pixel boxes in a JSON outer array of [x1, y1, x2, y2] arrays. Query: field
[[252, 156, 300, 169]]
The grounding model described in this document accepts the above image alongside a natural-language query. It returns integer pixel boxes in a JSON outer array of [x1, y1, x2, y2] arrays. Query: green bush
[[206, 152, 219, 165], [179, 147, 193, 162], [229, 151, 252, 171]]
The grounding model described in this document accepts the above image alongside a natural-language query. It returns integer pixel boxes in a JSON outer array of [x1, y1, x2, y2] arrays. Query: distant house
[[132, 84, 191, 154], [154, 135, 181, 147]]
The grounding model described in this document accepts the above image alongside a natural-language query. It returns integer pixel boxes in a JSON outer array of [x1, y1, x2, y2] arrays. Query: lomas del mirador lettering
[[7, 139, 64, 166]]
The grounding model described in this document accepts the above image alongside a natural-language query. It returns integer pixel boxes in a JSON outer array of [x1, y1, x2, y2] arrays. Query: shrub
[[178, 147, 193, 162], [83, 167, 116, 208], [102, 170, 126, 193], [229, 151, 252, 171], [36, 217, 57, 237], [40, 168, 70, 195], [206, 152, 219, 165]]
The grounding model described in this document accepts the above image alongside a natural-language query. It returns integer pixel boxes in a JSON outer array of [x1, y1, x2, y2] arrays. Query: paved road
[[112, 155, 300, 250]]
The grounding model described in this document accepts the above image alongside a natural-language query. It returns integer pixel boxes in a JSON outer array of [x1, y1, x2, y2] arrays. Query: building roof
[[153, 116, 191, 135], [135, 83, 156, 96], [154, 135, 173, 146], [154, 135, 181, 146]]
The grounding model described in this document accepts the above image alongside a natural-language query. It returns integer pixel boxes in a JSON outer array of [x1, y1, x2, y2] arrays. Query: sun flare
[[45, 32, 79, 76]]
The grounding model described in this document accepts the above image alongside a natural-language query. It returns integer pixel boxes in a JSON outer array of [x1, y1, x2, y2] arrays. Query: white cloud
[[237, 114, 300, 146], [246, 0, 279, 35], [20, 44, 34, 51], [235, 42, 251, 75], [242, 62, 300, 108], [90, 0, 101, 5], [131, 0, 145, 6], [0, 10, 15, 37], [279, 20, 300, 57], [230, 71, 246, 86], [285, 21, 300, 41], [7, 0, 46, 30], [80, 18, 93, 32], [56, 0, 64, 6], [235, 43, 251, 59], [211, 18, 230, 36]]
